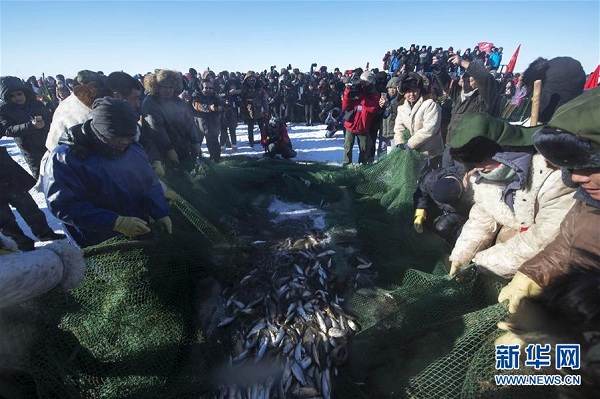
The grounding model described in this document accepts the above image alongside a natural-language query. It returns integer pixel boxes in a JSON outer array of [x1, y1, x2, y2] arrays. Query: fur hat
[[522, 57, 586, 123], [360, 70, 375, 85], [143, 69, 183, 96], [399, 72, 424, 93], [533, 86, 600, 170], [76, 70, 105, 86]]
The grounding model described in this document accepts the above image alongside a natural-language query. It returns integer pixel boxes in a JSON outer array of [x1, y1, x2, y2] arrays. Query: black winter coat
[[0, 146, 36, 196], [434, 61, 501, 142], [0, 77, 51, 174]]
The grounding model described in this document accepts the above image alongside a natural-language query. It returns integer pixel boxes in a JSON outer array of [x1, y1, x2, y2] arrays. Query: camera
[[270, 65, 276, 71], [346, 78, 361, 90], [311, 63, 317, 68]]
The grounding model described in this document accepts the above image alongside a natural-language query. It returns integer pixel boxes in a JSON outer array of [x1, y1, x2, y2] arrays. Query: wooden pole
[[530, 79, 542, 126]]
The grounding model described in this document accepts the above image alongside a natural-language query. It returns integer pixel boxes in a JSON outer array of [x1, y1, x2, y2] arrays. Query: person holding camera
[[260, 116, 296, 159], [341, 70, 381, 166], [300, 81, 319, 126], [240, 71, 268, 146], [220, 77, 241, 152]]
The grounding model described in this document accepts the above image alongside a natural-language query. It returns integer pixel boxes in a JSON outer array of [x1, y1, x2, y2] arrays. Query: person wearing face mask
[[392, 72, 443, 158], [43, 97, 172, 248], [446, 113, 576, 280]]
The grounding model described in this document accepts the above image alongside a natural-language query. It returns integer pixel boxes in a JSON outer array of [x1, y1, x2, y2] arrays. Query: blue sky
[[1, 0, 598, 79]]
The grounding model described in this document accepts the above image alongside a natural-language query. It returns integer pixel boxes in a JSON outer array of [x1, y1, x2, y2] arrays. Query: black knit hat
[[90, 97, 139, 137], [431, 176, 463, 204]]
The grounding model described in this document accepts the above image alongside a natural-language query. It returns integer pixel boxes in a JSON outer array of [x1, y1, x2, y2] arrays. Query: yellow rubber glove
[[494, 321, 525, 347], [413, 209, 426, 233], [498, 271, 542, 313], [113, 216, 151, 238], [165, 149, 180, 166], [156, 216, 173, 234], [152, 160, 165, 178]]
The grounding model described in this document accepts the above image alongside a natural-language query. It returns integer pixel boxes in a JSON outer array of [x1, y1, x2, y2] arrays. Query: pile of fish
[[213, 240, 366, 399]]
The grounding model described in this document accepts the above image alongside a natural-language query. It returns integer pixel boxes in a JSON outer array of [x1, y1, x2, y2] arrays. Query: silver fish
[[255, 336, 268, 363], [290, 361, 307, 385], [218, 316, 236, 328], [327, 327, 345, 338]]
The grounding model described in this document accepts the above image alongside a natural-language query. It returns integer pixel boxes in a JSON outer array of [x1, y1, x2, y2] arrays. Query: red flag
[[477, 41, 494, 54], [584, 65, 600, 90], [505, 44, 521, 73]]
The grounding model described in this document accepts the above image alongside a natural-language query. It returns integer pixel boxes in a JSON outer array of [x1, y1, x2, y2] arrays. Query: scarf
[[478, 163, 517, 183]]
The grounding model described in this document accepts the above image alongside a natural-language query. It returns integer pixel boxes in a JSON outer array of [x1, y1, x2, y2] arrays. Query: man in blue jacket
[[43, 97, 172, 247]]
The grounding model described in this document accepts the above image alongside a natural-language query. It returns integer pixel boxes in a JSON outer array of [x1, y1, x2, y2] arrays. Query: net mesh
[[0, 149, 555, 398]]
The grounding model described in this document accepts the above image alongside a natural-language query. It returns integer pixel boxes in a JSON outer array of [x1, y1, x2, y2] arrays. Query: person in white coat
[[392, 72, 443, 158], [447, 113, 576, 280]]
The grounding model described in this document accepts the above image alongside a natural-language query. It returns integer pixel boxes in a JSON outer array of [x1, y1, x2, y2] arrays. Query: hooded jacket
[[433, 60, 501, 143], [0, 76, 51, 174], [449, 153, 576, 279]]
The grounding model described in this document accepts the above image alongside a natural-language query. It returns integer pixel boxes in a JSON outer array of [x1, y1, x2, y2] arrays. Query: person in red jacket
[[260, 116, 296, 159], [342, 70, 381, 165]]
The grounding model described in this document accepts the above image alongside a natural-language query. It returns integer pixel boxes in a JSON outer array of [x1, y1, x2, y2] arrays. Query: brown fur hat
[[143, 69, 183, 96], [73, 81, 111, 108]]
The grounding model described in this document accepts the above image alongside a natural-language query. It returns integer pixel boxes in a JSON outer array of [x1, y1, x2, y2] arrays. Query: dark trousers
[[343, 130, 373, 165], [220, 122, 237, 147], [266, 143, 297, 159], [304, 104, 314, 125], [247, 118, 264, 146], [0, 191, 52, 251]]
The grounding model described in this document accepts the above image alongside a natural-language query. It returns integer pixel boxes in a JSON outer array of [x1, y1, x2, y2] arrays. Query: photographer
[[220, 77, 241, 152], [341, 70, 381, 165], [260, 116, 296, 159], [266, 67, 281, 118]]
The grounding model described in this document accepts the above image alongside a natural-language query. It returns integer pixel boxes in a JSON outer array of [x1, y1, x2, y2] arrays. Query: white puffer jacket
[[449, 154, 576, 279], [392, 96, 443, 158]]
